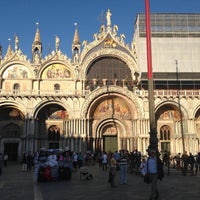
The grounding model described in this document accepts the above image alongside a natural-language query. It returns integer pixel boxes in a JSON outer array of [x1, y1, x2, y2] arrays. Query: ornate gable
[[79, 9, 137, 64]]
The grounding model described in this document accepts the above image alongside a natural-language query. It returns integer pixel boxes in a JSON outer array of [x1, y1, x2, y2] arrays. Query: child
[[140, 158, 146, 177]]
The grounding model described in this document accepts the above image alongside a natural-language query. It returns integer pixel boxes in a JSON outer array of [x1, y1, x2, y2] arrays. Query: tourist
[[188, 152, 195, 175], [181, 151, 189, 176], [77, 152, 83, 168], [144, 150, 164, 200], [3, 153, 8, 167], [108, 152, 117, 187], [27, 151, 33, 172], [22, 152, 27, 172], [102, 152, 108, 171], [118, 150, 128, 185], [140, 158, 146, 177]]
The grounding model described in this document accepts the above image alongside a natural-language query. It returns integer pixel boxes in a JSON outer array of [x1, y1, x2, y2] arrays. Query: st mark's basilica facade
[[0, 10, 200, 161]]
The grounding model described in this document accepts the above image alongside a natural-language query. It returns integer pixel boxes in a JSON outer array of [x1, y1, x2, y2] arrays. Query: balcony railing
[[0, 89, 199, 98], [135, 89, 200, 97], [154, 89, 200, 97], [0, 89, 90, 97]]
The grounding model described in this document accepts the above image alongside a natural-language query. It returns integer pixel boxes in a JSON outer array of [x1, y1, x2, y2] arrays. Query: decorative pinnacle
[[74, 22, 78, 28], [36, 22, 39, 28], [8, 38, 11, 45]]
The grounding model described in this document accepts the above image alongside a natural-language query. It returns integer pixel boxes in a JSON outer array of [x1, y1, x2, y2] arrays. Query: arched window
[[13, 83, 20, 94], [54, 83, 60, 93], [160, 125, 171, 154], [160, 125, 171, 140], [86, 57, 133, 90]]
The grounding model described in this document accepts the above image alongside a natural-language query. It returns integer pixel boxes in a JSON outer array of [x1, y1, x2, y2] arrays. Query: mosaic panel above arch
[[93, 97, 132, 119], [158, 110, 181, 121], [0, 106, 25, 120], [42, 64, 71, 79], [36, 103, 68, 120], [81, 86, 141, 119], [2, 64, 29, 79], [156, 103, 186, 121]]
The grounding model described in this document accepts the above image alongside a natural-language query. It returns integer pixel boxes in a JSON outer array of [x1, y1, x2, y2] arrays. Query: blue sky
[[0, 0, 200, 59]]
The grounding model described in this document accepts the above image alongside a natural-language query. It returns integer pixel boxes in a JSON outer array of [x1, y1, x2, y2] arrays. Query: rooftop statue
[[14, 35, 19, 51], [106, 9, 112, 27], [55, 35, 60, 51]]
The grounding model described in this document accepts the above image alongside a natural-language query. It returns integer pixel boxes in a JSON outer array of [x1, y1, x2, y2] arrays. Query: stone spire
[[72, 23, 80, 63], [4, 38, 14, 60], [72, 23, 80, 47], [32, 22, 42, 63]]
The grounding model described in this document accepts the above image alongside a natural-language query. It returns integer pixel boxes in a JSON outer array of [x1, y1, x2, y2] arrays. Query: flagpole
[[145, 0, 158, 152]]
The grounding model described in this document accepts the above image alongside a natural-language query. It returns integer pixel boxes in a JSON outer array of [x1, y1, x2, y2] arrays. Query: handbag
[[144, 158, 151, 184]]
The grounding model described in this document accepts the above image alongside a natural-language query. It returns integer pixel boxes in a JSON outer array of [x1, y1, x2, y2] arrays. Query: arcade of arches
[[0, 98, 200, 161]]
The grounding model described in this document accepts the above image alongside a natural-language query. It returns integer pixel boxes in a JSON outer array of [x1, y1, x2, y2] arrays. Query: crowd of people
[[160, 150, 200, 176], [32, 147, 85, 182], [95, 149, 200, 200], [1, 147, 200, 200]]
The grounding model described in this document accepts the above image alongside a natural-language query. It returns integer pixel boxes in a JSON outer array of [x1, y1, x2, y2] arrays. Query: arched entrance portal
[[102, 124, 118, 153], [36, 103, 68, 150], [0, 106, 25, 161], [95, 118, 127, 153], [90, 95, 135, 153]]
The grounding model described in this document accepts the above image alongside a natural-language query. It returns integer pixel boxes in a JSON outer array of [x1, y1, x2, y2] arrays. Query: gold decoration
[[104, 38, 116, 48]]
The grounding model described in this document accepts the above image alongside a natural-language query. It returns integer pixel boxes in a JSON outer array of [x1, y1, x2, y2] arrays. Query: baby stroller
[[80, 167, 93, 180]]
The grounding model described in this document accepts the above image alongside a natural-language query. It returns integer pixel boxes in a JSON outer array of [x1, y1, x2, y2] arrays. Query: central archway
[[95, 118, 127, 153]]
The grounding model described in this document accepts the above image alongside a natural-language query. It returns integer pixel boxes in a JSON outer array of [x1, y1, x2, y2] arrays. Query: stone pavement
[[0, 162, 199, 200]]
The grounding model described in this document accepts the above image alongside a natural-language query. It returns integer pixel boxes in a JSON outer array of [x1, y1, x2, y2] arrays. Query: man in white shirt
[[102, 152, 108, 171]]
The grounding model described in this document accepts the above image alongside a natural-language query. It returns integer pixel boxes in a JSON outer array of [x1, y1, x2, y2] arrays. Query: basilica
[[0, 10, 200, 161]]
